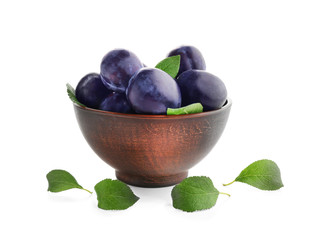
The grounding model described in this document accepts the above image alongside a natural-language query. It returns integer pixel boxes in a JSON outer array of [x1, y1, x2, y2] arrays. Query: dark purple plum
[[75, 73, 112, 109], [100, 49, 143, 93], [126, 68, 181, 114], [168, 46, 206, 77], [177, 70, 227, 111], [98, 92, 134, 113]]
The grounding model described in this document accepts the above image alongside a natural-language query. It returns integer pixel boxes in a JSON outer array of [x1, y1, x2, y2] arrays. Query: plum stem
[[82, 188, 93, 194], [219, 192, 231, 197], [223, 180, 235, 186]]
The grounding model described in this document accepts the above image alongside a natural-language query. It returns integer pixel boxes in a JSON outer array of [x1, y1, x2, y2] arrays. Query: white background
[[1, 0, 315, 239]]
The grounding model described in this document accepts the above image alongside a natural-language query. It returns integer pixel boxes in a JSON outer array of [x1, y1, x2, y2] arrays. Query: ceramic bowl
[[73, 98, 232, 187]]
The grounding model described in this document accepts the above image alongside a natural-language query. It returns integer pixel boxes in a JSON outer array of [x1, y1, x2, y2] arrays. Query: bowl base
[[115, 171, 188, 188]]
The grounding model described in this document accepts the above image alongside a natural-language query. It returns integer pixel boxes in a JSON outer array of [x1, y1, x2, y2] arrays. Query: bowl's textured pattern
[[74, 99, 231, 187]]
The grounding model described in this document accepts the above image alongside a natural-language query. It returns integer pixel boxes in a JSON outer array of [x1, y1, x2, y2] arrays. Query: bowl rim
[[74, 98, 232, 119]]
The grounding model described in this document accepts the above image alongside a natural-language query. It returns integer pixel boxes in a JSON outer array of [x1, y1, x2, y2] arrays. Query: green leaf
[[223, 159, 284, 190], [94, 179, 139, 210], [46, 169, 92, 193], [155, 55, 180, 78], [167, 103, 203, 115], [171, 176, 229, 212], [66, 83, 86, 107]]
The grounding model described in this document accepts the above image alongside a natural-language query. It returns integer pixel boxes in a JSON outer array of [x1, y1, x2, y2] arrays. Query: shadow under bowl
[[73, 99, 232, 187]]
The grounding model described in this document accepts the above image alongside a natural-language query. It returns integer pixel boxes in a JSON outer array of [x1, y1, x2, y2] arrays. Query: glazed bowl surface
[[74, 98, 232, 187]]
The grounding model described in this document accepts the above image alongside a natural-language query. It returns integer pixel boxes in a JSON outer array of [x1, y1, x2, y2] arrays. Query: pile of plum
[[75, 46, 227, 114]]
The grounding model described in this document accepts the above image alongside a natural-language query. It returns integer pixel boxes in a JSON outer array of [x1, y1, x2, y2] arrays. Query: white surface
[[1, 0, 315, 239]]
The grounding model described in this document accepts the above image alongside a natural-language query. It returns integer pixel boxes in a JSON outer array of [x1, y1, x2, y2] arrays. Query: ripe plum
[[126, 68, 181, 114], [99, 92, 134, 113], [177, 70, 227, 111], [100, 49, 143, 93], [168, 46, 206, 77], [75, 73, 112, 109]]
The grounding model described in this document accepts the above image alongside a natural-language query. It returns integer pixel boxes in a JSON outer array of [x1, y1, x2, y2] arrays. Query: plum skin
[[176, 70, 227, 111], [100, 49, 143, 93], [98, 92, 134, 113], [75, 73, 112, 109], [126, 68, 181, 114], [168, 46, 206, 77]]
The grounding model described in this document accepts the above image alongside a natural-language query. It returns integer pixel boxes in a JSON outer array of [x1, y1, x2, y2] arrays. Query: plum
[[176, 70, 227, 111], [100, 49, 143, 93], [75, 73, 112, 109], [99, 92, 134, 113], [126, 68, 181, 114], [168, 46, 206, 77]]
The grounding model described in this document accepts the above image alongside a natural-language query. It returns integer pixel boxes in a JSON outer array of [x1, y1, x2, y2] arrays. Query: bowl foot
[[115, 171, 188, 188]]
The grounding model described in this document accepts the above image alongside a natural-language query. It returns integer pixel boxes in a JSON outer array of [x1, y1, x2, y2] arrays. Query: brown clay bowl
[[73, 98, 232, 187]]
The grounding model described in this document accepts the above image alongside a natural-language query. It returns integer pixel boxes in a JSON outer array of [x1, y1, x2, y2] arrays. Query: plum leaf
[[94, 179, 139, 210], [46, 169, 92, 193], [167, 103, 203, 115], [172, 176, 229, 212], [66, 83, 86, 107], [223, 159, 284, 190], [155, 55, 180, 78]]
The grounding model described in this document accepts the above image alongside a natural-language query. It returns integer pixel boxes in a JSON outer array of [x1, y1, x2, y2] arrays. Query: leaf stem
[[82, 188, 93, 194], [223, 180, 235, 186], [219, 192, 231, 197]]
